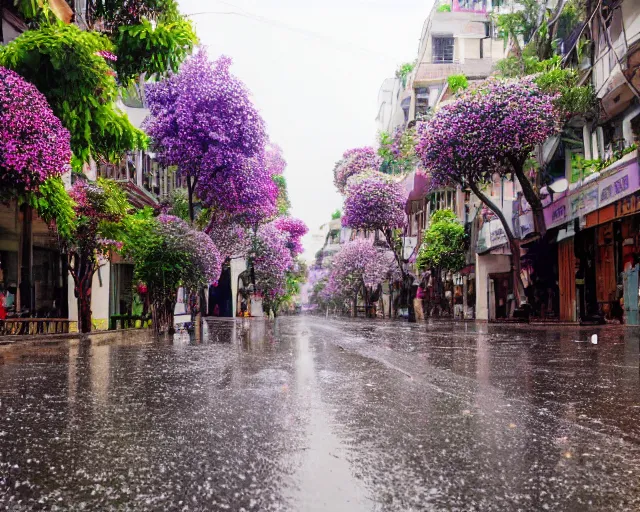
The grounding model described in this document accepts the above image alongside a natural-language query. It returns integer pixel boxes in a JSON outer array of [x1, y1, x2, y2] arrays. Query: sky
[[177, 0, 434, 260]]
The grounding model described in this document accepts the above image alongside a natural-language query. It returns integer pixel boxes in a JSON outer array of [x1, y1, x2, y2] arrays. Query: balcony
[[414, 59, 496, 84]]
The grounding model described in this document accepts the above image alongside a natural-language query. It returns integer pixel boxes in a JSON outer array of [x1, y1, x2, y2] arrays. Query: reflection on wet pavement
[[0, 317, 638, 510]]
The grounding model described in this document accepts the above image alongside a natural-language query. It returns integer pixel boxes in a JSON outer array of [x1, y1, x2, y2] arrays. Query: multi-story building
[[388, 0, 507, 133], [380, 0, 511, 320], [398, 0, 640, 324], [546, 0, 640, 324]]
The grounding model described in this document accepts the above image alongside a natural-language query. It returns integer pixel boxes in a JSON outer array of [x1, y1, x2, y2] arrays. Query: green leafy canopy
[[447, 74, 468, 94], [416, 209, 466, 272], [26, 177, 76, 240], [0, 23, 147, 168]]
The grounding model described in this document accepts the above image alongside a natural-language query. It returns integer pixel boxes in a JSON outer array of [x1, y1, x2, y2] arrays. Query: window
[[432, 37, 454, 63], [429, 190, 456, 218], [415, 87, 430, 120], [455, 0, 487, 12], [401, 96, 411, 124]]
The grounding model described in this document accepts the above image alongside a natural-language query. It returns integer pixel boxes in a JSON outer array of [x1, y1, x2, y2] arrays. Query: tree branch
[[508, 154, 547, 236]]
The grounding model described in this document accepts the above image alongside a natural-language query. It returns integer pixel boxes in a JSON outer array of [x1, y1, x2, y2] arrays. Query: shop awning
[[458, 264, 475, 276]]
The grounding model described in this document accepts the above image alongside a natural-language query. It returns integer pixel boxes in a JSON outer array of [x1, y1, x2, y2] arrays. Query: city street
[[0, 318, 639, 510]]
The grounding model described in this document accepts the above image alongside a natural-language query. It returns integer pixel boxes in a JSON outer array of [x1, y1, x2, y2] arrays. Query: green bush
[[417, 209, 466, 272], [447, 74, 468, 93]]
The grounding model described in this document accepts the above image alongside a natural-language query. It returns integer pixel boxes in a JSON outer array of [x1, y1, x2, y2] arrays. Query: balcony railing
[[415, 59, 496, 82]]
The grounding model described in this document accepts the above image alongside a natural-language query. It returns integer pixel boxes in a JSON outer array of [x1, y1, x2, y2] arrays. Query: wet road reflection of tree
[[0, 318, 638, 510]]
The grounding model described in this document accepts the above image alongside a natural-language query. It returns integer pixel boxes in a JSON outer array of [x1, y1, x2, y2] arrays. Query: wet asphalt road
[[0, 318, 639, 511]]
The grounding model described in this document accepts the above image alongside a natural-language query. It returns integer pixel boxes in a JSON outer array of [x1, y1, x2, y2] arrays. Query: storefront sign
[[617, 190, 640, 217], [518, 211, 535, 238], [544, 196, 569, 229], [476, 222, 490, 253], [569, 183, 599, 218], [489, 219, 508, 248], [598, 160, 640, 208]]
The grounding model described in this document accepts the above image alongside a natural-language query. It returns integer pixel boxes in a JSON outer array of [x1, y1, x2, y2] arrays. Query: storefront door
[[623, 265, 639, 325], [489, 273, 512, 320]]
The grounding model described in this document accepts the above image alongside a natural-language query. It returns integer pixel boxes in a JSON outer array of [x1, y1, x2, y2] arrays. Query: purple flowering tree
[[204, 153, 279, 226], [124, 212, 222, 334], [333, 147, 382, 194], [342, 173, 406, 235], [0, 66, 71, 198], [250, 223, 294, 314], [417, 78, 558, 237], [326, 239, 393, 316], [341, 173, 416, 319], [144, 49, 267, 222], [272, 216, 309, 257], [416, 78, 558, 308], [264, 143, 287, 176], [247, 216, 308, 316], [204, 149, 281, 265], [207, 213, 252, 262]]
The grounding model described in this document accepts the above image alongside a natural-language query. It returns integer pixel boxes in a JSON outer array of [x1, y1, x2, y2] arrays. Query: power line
[[184, 4, 399, 64]]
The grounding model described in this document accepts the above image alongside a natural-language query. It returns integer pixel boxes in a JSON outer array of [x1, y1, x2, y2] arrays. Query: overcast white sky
[[178, 0, 433, 259]]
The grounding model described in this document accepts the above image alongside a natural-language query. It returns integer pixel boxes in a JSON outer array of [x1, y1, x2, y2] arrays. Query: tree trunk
[[77, 285, 92, 334], [153, 297, 176, 335], [71, 252, 96, 334], [384, 230, 416, 323], [469, 182, 527, 311], [511, 159, 547, 237], [186, 175, 195, 224]]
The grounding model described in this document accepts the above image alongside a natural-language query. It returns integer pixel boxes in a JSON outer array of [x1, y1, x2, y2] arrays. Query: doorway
[[208, 265, 233, 317], [489, 272, 512, 320]]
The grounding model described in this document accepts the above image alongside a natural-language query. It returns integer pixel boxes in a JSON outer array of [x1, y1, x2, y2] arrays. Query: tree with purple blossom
[[206, 213, 252, 262], [272, 216, 308, 257], [342, 173, 406, 234], [341, 172, 416, 320], [0, 66, 71, 199], [416, 77, 559, 308], [250, 223, 294, 315], [416, 77, 558, 237], [144, 49, 267, 222], [326, 239, 394, 316], [203, 153, 279, 227], [122, 211, 222, 334], [66, 179, 130, 333], [333, 147, 382, 194]]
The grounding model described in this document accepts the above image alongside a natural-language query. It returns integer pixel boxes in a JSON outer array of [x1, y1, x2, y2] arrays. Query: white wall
[[230, 258, 247, 318], [475, 253, 511, 321], [67, 260, 111, 330], [376, 78, 401, 134]]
